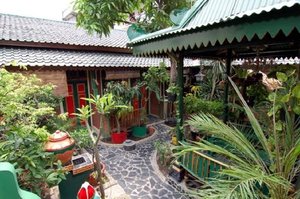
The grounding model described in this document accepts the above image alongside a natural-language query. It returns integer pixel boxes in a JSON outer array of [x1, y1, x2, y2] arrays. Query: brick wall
[[17, 69, 68, 97]]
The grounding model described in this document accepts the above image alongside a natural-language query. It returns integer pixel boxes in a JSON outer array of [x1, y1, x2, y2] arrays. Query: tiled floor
[[99, 124, 189, 199]]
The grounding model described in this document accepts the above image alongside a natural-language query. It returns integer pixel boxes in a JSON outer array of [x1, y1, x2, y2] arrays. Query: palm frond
[[229, 77, 273, 165], [187, 113, 266, 167]]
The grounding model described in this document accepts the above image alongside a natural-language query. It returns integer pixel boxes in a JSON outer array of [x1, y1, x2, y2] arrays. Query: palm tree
[[177, 75, 300, 199]]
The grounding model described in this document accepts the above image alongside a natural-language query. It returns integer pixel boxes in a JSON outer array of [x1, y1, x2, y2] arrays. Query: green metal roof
[[129, 0, 300, 56]]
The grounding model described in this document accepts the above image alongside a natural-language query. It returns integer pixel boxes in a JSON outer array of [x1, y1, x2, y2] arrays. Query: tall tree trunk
[[167, 52, 178, 118], [169, 54, 178, 84], [96, 116, 105, 199], [115, 115, 120, 133], [86, 118, 105, 199]]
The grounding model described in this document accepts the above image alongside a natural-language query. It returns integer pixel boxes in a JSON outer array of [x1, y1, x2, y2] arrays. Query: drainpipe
[[223, 49, 232, 123], [59, 101, 64, 114], [86, 70, 93, 127]]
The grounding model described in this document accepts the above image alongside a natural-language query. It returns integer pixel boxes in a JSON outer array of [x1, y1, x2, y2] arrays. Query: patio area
[[100, 123, 190, 199]]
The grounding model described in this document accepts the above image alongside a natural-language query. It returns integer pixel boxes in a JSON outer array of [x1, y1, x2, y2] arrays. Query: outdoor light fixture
[[195, 71, 205, 82]]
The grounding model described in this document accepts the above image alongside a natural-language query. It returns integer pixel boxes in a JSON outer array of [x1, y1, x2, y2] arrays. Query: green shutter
[[90, 71, 99, 96]]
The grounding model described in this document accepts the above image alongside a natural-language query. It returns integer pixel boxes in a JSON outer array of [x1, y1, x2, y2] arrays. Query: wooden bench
[[0, 162, 40, 199]]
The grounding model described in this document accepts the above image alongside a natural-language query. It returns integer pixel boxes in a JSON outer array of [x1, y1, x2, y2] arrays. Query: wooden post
[[223, 49, 232, 123], [176, 53, 184, 141]]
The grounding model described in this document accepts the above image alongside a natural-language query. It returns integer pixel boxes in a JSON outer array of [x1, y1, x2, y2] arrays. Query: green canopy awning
[[128, 0, 300, 57]]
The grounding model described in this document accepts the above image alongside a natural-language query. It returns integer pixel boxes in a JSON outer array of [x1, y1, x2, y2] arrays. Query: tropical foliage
[[184, 94, 224, 117], [0, 68, 65, 196], [70, 127, 93, 150], [104, 82, 135, 132], [74, 93, 119, 199], [142, 62, 169, 100], [74, 0, 195, 36], [198, 61, 226, 100], [177, 71, 300, 199]]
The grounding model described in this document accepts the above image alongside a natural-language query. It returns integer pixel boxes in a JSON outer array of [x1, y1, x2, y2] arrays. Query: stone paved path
[[99, 124, 189, 199]]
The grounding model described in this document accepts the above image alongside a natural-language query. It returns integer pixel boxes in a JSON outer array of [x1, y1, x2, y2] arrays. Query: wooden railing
[[181, 150, 228, 181], [110, 107, 145, 131]]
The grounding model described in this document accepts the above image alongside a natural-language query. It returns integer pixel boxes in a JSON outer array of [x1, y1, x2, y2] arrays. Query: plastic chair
[[0, 162, 40, 199]]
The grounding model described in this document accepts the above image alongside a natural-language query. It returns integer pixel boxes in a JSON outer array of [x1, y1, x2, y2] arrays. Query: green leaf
[[276, 72, 288, 82], [268, 93, 276, 102], [292, 84, 300, 99], [280, 94, 290, 103], [292, 105, 300, 115], [286, 69, 296, 77], [275, 122, 283, 131]]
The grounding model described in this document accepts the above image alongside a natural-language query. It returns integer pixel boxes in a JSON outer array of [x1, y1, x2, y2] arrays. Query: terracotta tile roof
[[0, 13, 128, 48], [0, 14, 203, 68], [0, 47, 167, 67], [0, 47, 203, 68]]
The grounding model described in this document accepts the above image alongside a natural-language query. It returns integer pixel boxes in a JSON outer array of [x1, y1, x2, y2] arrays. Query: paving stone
[[121, 171, 128, 176], [149, 178, 156, 187], [152, 196, 160, 199], [159, 189, 168, 196], [99, 124, 189, 199], [143, 186, 150, 191], [139, 190, 148, 196], [150, 189, 158, 195]]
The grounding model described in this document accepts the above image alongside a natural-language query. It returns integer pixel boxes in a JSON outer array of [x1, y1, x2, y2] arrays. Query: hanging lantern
[[195, 71, 205, 82]]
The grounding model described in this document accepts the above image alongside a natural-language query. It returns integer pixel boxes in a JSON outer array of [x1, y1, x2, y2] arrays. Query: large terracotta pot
[[45, 130, 75, 165]]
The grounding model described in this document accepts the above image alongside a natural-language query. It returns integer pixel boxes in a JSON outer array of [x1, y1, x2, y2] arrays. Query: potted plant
[[110, 103, 133, 144], [166, 83, 180, 102], [105, 81, 138, 143], [142, 62, 169, 119], [132, 107, 148, 138]]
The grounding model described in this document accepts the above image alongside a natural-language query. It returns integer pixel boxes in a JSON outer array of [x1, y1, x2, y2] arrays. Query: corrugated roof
[[130, 0, 300, 44], [0, 47, 202, 68], [0, 13, 128, 48], [232, 57, 300, 65]]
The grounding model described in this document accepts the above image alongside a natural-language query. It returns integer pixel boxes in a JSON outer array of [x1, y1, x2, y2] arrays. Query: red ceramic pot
[[111, 131, 127, 144], [44, 130, 75, 165]]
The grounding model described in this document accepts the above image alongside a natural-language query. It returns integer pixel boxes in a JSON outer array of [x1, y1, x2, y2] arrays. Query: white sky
[[0, 0, 74, 21]]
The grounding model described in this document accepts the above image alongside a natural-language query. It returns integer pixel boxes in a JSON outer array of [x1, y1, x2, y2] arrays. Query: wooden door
[[66, 84, 75, 118], [65, 83, 87, 118]]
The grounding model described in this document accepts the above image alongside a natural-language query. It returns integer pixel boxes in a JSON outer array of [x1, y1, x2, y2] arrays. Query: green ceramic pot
[[132, 125, 147, 138]]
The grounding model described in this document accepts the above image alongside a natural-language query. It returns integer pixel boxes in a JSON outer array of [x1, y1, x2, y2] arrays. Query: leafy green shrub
[[0, 128, 65, 195], [154, 141, 173, 168], [0, 68, 65, 195], [184, 95, 224, 117], [70, 127, 93, 149], [45, 113, 76, 133]]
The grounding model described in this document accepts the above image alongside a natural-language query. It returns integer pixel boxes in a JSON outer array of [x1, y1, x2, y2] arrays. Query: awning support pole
[[176, 53, 184, 141], [223, 49, 232, 123]]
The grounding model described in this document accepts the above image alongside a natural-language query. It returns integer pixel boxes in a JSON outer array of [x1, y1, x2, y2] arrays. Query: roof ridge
[[0, 12, 127, 33], [0, 12, 129, 48], [0, 12, 76, 25]]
